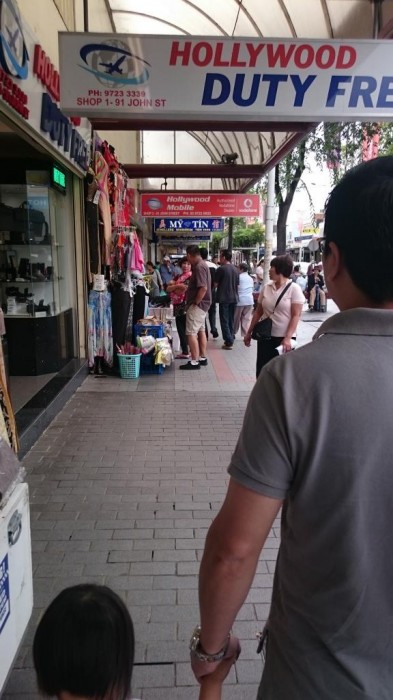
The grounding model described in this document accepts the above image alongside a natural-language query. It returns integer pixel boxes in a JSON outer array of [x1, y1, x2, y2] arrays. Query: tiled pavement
[[2, 303, 338, 699]]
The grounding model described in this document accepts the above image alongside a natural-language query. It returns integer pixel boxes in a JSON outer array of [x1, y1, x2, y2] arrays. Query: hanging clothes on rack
[[94, 150, 112, 266], [87, 290, 113, 368], [130, 232, 145, 273], [85, 167, 101, 281], [132, 281, 149, 339], [111, 228, 145, 276], [110, 280, 134, 362]]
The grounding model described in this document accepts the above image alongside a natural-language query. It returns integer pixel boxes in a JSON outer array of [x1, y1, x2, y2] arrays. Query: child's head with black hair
[[33, 584, 134, 700]]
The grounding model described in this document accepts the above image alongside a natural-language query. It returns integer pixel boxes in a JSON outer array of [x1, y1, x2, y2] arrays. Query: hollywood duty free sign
[[59, 34, 393, 122]]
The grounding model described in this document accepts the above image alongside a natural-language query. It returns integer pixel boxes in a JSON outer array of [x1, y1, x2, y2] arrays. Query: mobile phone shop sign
[[59, 34, 393, 122], [142, 193, 260, 217]]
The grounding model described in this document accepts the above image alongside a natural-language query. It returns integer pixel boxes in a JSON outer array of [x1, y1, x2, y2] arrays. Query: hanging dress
[[87, 290, 113, 367]]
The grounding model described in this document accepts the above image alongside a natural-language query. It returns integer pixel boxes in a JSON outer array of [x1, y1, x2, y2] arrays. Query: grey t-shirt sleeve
[[228, 367, 294, 499], [195, 262, 209, 289]]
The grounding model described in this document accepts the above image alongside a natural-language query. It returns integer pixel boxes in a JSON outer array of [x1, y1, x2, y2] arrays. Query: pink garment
[[130, 233, 144, 272], [169, 271, 192, 306]]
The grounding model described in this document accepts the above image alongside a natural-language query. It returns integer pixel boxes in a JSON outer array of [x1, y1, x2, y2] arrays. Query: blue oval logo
[[146, 198, 163, 211], [0, 0, 29, 79], [79, 41, 150, 87]]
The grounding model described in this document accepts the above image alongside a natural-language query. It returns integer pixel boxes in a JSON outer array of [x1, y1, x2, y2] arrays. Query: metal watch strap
[[189, 625, 230, 662]]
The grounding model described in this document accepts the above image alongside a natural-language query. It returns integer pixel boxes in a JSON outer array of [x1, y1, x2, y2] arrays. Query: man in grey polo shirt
[[190, 157, 393, 698]]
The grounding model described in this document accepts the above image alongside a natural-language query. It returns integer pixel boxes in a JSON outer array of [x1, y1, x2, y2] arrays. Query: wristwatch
[[189, 625, 230, 662]]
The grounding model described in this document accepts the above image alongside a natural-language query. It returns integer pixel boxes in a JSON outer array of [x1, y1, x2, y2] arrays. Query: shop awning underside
[[94, 0, 393, 192]]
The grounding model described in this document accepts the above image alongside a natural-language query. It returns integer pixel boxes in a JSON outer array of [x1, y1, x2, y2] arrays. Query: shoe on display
[[222, 344, 233, 350], [199, 358, 208, 366], [179, 361, 200, 370], [175, 353, 190, 359]]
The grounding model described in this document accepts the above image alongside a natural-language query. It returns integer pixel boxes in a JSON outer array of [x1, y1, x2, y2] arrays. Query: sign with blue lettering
[[154, 218, 223, 240], [0, 554, 10, 634], [60, 35, 393, 122]]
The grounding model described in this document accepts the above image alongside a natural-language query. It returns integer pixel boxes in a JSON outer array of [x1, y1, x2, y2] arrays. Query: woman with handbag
[[166, 257, 192, 359], [244, 255, 304, 378]]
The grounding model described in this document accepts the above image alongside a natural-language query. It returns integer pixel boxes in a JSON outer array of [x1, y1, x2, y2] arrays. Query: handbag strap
[[272, 281, 292, 314]]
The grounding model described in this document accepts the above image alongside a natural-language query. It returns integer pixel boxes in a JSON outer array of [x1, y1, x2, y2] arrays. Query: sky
[[287, 157, 332, 235]]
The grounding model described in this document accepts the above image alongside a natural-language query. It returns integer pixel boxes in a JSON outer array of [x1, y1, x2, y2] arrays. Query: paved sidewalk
[[2, 303, 337, 700]]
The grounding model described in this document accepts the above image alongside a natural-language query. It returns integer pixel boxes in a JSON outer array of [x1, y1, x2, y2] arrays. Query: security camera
[[221, 152, 239, 165]]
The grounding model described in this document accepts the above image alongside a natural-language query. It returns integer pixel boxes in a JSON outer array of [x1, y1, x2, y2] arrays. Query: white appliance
[[0, 483, 33, 693]]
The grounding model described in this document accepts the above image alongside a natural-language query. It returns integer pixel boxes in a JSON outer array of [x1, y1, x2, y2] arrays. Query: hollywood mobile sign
[[59, 34, 393, 121], [141, 193, 260, 218]]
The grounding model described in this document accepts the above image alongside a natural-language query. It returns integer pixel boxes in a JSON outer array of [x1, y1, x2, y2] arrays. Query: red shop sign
[[140, 192, 260, 218]]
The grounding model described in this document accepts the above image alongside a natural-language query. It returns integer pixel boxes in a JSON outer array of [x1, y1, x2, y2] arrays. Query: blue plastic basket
[[134, 323, 164, 339], [117, 353, 141, 379], [140, 352, 165, 375]]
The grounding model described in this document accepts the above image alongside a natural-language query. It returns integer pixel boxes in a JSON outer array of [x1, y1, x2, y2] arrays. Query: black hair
[[293, 264, 300, 272], [33, 584, 134, 700], [270, 254, 293, 278], [146, 260, 154, 268], [200, 248, 208, 260], [186, 244, 200, 256], [239, 262, 249, 272], [220, 249, 232, 261], [324, 156, 393, 302], [180, 256, 188, 264]]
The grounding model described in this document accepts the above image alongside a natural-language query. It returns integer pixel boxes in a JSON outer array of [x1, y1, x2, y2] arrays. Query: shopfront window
[[0, 169, 78, 412]]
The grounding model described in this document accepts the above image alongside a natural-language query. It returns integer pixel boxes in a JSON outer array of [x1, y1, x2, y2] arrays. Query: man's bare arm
[[198, 478, 283, 654]]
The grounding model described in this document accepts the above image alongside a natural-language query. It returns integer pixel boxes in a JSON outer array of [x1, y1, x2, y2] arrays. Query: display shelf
[[0, 279, 61, 283], [0, 185, 59, 315], [0, 182, 76, 376]]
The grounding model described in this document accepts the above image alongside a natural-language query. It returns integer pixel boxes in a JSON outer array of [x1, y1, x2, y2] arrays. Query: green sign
[[52, 165, 66, 193]]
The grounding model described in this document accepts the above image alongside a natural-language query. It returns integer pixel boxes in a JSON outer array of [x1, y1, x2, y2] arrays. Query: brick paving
[[2, 303, 337, 700]]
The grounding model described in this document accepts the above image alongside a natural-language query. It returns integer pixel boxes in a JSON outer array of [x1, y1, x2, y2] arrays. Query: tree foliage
[[233, 221, 265, 249], [273, 121, 393, 253]]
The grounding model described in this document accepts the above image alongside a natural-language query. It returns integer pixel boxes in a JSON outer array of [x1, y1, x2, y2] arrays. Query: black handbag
[[251, 282, 292, 341], [251, 316, 273, 341]]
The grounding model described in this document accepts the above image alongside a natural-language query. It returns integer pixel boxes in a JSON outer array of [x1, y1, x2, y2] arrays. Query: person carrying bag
[[251, 282, 292, 341], [244, 255, 304, 378]]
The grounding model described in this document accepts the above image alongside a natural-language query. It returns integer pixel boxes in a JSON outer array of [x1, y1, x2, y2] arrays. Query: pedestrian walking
[[159, 255, 175, 289], [200, 248, 219, 339], [191, 156, 393, 699], [244, 254, 304, 377], [215, 250, 239, 349], [179, 245, 211, 370], [233, 262, 254, 337], [166, 256, 192, 359]]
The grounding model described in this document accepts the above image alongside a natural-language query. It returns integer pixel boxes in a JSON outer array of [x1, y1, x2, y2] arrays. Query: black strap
[[272, 281, 292, 313]]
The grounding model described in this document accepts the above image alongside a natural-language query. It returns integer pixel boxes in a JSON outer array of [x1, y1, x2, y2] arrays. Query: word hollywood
[[171, 40, 393, 110]]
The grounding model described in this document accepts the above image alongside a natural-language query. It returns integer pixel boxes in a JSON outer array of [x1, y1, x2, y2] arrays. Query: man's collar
[[313, 308, 393, 340]]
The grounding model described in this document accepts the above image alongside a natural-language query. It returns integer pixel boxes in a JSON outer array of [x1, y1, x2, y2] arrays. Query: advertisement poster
[[59, 34, 393, 122], [142, 193, 260, 217]]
